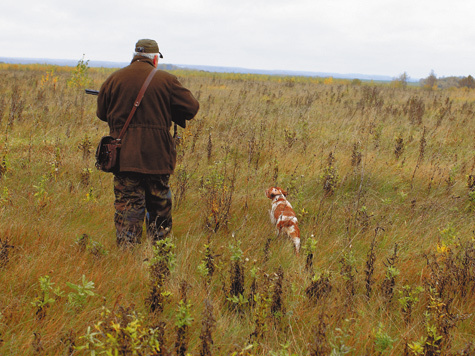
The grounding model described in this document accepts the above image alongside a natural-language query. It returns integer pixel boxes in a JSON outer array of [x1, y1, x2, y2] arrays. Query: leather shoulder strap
[[117, 68, 158, 140]]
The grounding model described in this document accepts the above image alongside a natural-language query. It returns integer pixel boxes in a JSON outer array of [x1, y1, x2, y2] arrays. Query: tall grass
[[0, 63, 474, 355]]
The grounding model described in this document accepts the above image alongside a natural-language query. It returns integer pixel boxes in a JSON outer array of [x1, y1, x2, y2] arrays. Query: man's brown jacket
[[97, 56, 199, 175]]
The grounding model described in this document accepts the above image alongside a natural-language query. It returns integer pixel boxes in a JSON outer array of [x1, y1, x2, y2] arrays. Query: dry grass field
[[0, 62, 474, 355]]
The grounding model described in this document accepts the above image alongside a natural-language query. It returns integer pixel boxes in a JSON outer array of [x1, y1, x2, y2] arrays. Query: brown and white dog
[[265, 187, 301, 254]]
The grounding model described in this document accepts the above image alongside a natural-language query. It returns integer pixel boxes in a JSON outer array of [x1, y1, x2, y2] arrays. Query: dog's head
[[265, 187, 287, 199]]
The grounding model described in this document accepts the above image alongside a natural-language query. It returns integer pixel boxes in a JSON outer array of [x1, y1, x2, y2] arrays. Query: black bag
[[95, 136, 121, 173], [95, 68, 158, 173]]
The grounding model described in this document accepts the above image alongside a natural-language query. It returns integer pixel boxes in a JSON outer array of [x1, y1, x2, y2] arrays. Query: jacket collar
[[130, 55, 155, 67]]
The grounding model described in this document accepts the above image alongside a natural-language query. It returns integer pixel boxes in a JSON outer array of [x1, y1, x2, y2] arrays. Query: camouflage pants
[[113, 172, 172, 246]]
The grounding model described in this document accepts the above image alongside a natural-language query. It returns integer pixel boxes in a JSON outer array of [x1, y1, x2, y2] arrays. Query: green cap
[[135, 39, 163, 58]]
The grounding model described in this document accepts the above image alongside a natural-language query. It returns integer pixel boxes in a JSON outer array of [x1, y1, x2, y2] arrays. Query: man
[[97, 39, 199, 246]]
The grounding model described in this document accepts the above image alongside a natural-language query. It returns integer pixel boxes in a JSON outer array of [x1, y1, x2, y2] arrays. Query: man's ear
[[153, 55, 158, 67]]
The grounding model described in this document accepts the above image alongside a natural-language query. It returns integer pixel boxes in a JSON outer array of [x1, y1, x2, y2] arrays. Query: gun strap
[[117, 68, 158, 141]]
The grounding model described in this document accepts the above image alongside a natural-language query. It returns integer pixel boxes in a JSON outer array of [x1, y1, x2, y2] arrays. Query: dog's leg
[[276, 218, 300, 255], [291, 235, 301, 256], [291, 220, 301, 256]]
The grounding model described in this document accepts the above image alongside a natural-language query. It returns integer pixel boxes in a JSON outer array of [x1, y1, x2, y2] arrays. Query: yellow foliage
[[323, 76, 333, 85], [40, 69, 58, 89], [436, 242, 449, 254]]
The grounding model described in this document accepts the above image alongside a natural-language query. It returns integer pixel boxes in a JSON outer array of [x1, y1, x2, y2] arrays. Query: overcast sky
[[1, 0, 474, 79]]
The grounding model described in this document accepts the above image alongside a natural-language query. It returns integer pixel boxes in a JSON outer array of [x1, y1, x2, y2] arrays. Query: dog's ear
[[281, 189, 288, 197]]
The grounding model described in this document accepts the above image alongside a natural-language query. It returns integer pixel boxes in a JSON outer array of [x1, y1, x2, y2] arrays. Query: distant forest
[[418, 71, 475, 89]]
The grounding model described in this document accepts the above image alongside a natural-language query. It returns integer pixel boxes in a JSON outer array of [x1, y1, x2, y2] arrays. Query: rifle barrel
[[85, 89, 99, 95]]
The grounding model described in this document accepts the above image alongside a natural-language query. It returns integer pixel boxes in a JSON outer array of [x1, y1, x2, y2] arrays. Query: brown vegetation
[[0, 62, 474, 354]]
